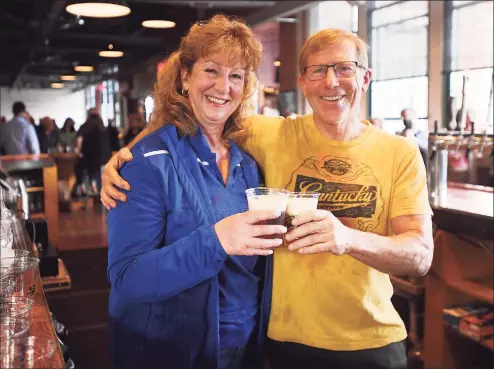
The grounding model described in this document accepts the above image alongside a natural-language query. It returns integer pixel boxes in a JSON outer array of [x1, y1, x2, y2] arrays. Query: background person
[[0, 101, 40, 155]]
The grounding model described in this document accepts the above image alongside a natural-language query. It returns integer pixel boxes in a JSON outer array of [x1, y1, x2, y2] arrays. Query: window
[[100, 81, 108, 126], [85, 85, 96, 111], [373, 1, 399, 9], [114, 80, 121, 127], [445, 0, 493, 133], [369, 1, 429, 134], [145, 96, 154, 123], [99, 81, 117, 126], [308, 1, 358, 37]]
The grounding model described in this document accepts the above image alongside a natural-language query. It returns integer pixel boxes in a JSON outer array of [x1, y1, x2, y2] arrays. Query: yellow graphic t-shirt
[[237, 114, 432, 351]]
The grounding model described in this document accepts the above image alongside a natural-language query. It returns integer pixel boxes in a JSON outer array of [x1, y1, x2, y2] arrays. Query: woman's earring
[[181, 88, 189, 97]]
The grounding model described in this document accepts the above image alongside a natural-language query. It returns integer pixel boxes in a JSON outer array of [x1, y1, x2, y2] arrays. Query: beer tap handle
[[478, 129, 488, 157], [455, 134, 463, 154], [430, 144, 437, 161], [434, 120, 439, 134], [466, 121, 475, 160]]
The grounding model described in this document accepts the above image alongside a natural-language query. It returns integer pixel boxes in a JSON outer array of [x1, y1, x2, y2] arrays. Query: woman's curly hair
[[149, 14, 263, 141]]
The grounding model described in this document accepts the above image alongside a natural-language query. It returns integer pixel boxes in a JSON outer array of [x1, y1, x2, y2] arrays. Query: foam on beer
[[247, 194, 288, 212], [286, 196, 319, 216]]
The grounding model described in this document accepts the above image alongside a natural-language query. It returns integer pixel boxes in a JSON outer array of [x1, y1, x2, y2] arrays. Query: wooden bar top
[[0, 154, 55, 172], [442, 182, 493, 218], [10, 219, 65, 368], [431, 182, 494, 239]]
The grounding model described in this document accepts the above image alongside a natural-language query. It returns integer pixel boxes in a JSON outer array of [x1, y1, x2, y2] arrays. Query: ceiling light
[[99, 50, 124, 58], [61, 75, 77, 81], [66, 2, 131, 18], [51, 82, 64, 89], [74, 65, 94, 72], [142, 20, 176, 29], [275, 17, 298, 23], [273, 60, 281, 67]]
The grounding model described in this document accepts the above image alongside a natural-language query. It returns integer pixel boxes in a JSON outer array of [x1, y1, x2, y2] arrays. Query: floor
[[47, 205, 110, 369]]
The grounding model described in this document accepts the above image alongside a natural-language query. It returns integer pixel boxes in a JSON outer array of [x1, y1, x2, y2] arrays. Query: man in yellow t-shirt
[[238, 114, 432, 369], [101, 28, 434, 369]]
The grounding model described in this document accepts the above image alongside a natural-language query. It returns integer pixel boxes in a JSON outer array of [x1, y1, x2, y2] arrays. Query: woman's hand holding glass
[[214, 211, 287, 256]]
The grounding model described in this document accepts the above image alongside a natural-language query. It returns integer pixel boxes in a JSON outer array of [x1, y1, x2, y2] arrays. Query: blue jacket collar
[[185, 125, 244, 170], [156, 124, 257, 224]]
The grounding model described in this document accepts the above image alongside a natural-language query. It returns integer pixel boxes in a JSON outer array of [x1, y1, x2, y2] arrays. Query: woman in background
[[75, 113, 111, 195], [37, 116, 60, 153], [59, 118, 77, 150]]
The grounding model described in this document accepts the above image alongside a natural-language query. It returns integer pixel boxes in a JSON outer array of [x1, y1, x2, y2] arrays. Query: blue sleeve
[[107, 149, 228, 304], [25, 124, 40, 155]]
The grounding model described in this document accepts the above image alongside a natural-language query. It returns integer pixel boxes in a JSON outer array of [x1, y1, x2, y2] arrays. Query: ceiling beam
[[39, 45, 164, 55], [12, 0, 68, 88], [50, 32, 167, 48], [40, 46, 103, 55], [127, 0, 276, 7], [0, 8, 26, 27], [245, 1, 318, 27]]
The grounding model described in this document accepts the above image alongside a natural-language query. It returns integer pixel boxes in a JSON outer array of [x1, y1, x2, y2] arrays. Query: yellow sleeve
[[235, 115, 285, 164], [390, 140, 433, 219]]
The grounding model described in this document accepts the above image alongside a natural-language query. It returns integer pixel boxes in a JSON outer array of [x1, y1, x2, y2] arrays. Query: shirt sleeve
[[235, 115, 285, 165], [107, 148, 228, 304], [390, 141, 433, 219]]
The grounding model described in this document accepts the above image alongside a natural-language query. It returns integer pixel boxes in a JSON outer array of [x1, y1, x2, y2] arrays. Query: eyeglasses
[[302, 61, 365, 81]]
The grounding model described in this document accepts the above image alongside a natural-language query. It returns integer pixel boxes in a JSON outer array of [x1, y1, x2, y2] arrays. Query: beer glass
[[0, 257, 40, 297], [0, 317, 30, 342], [245, 187, 289, 230], [285, 192, 321, 229], [245, 187, 289, 224], [0, 297, 35, 319], [1, 335, 57, 369], [0, 249, 30, 259], [0, 277, 15, 298]]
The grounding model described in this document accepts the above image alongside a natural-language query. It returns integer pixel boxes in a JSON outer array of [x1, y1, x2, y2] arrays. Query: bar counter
[[0, 154, 55, 172], [1, 154, 59, 248], [11, 218, 65, 368], [431, 182, 493, 239], [423, 182, 494, 369]]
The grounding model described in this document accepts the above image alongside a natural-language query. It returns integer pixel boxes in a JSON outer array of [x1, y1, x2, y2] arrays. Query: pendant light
[[142, 20, 176, 29], [98, 44, 123, 58], [66, 1, 131, 18]]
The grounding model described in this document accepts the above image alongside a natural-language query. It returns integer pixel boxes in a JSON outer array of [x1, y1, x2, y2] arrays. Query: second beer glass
[[285, 192, 321, 229]]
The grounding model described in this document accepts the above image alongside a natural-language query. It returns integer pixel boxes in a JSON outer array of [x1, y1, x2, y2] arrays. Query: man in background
[[400, 108, 428, 167], [0, 101, 40, 155]]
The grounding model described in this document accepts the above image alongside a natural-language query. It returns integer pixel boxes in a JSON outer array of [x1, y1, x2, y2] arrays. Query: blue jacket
[[107, 125, 273, 369]]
